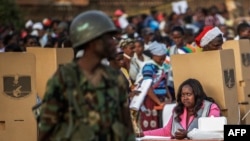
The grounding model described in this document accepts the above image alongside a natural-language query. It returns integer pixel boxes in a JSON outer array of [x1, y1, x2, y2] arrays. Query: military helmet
[[70, 10, 117, 48]]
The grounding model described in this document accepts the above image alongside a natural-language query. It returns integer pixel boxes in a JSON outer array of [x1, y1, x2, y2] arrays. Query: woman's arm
[[208, 103, 221, 117], [165, 86, 172, 103], [142, 64, 163, 106], [147, 87, 163, 106], [143, 116, 173, 136]]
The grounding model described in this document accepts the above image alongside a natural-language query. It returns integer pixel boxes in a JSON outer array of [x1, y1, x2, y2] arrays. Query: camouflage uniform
[[38, 62, 135, 141]]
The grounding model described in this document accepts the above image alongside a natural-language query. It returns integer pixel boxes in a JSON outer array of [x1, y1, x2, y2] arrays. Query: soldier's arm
[[38, 70, 65, 141], [117, 73, 136, 141]]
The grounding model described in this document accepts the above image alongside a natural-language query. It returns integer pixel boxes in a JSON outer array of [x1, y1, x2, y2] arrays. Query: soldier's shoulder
[[102, 65, 127, 85], [57, 62, 78, 75], [102, 65, 121, 75], [59, 62, 77, 69]]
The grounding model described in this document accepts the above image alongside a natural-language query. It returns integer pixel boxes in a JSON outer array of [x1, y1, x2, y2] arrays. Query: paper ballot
[[129, 79, 152, 111], [136, 136, 170, 141], [198, 116, 227, 132]]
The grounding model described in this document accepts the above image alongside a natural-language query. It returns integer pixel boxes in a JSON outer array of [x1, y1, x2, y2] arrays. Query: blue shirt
[[142, 63, 168, 95]]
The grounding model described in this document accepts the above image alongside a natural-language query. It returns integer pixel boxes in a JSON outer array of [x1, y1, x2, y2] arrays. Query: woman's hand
[[165, 98, 172, 104], [175, 129, 188, 139], [136, 132, 144, 138], [166, 92, 173, 103], [128, 90, 141, 98]]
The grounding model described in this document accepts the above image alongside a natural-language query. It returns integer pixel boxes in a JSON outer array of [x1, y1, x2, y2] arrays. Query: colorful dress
[[140, 60, 169, 131]]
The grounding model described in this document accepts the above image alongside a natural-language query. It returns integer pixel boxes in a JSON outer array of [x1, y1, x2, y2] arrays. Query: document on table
[[136, 136, 171, 141]]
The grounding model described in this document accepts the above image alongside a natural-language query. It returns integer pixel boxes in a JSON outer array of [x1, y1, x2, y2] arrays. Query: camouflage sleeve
[[38, 69, 66, 141], [117, 72, 136, 141]]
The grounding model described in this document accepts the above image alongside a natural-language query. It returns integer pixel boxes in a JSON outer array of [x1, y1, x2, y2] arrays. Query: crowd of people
[[1, 3, 250, 141], [1, 3, 250, 53]]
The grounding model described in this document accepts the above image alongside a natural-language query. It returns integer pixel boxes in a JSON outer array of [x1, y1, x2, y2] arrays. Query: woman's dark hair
[[134, 39, 144, 47], [174, 78, 217, 122], [168, 12, 177, 21], [5, 43, 23, 52], [171, 26, 185, 36], [143, 49, 152, 58], [236, 22, 250, 36], [152, 35, 172, 47]]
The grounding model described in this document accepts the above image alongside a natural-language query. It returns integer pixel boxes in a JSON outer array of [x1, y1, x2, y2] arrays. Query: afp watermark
[[224, 125, 250, 140]]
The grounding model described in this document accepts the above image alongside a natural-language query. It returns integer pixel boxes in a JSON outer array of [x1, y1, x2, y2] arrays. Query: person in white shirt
[[0, 37, 5, 52], [133, 39, 151, 69], [120, 38, 140, 83], [141, 28, 155, 50]]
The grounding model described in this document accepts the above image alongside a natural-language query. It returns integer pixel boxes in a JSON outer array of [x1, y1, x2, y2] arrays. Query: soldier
[[37, 10, 135, 141]]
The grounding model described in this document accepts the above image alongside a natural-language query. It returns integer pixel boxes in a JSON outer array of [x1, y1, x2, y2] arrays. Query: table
[[141, 139, 223, 141], [136, 136, 223, 141]]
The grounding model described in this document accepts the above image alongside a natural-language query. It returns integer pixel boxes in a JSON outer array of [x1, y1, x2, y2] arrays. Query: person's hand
[[165, 98, 172, 104], [174, 129, 188, 139], [136, 132, 144, 137], [166, 93, 173, 103], [130, 84, 137, 91], [154, 102, 166, 110], [128, 90, 141, 98]]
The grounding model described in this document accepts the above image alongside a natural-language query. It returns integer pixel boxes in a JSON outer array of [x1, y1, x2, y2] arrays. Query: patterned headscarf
[[148, 41, 166, 56]]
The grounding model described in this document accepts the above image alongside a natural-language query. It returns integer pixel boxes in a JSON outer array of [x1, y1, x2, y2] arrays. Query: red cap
[[114, 9, 123, 16], [195, 26, 214, 47], [42, 18, 52, 27], [195, 26, 222, 47]]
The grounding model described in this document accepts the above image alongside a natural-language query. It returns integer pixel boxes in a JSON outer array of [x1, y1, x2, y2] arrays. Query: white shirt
[[0, 47, 5, 52], [133, 53, 151, 69]]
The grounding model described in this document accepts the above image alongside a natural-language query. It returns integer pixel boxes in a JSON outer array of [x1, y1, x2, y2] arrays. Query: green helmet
[[70, 10, 117, 48]]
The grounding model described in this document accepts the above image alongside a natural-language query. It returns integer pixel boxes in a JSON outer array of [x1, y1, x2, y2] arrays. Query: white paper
[[171, 0, 188, 14], [136, 136, 171, 141], [129, 79, 152, 111], [188, 128, 224, 140], [198, 116, 227, 132]]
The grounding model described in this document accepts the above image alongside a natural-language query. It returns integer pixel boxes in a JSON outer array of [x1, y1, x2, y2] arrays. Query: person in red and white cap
[[195, 26, 224, 51], [113, 9, 129, 30]]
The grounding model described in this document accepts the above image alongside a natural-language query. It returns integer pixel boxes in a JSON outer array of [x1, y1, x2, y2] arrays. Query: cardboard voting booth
[[222, 39, 250, 124], [27, 47, 74, 99], [237, 80, 250, 124], [222, 39, 250, 80], [0, 118, 37, 141], [0, 52, 37, 141], [171, 49, 239, 124]]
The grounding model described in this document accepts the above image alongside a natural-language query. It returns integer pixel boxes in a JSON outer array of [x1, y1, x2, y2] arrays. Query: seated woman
[[142, 78, 221, 139]]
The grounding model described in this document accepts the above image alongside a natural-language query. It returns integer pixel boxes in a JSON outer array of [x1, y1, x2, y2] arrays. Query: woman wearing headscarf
[[139, 41, 172, 131], [120, 38, 140, 86]]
